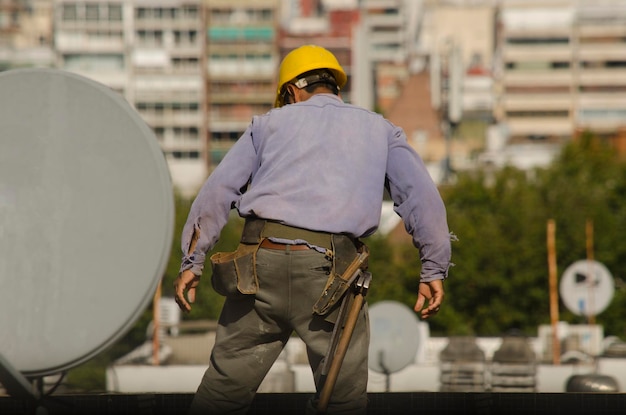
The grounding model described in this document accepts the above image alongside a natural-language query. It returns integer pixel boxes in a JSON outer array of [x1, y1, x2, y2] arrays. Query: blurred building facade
[[52, 0, 207, 195], [487, 0, 626, 169], [2, 0, 626, 194], [0, 0, 54, 68], [205, 0, 280, 175]]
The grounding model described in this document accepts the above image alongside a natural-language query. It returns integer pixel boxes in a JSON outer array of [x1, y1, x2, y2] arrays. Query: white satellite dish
[[0, 69, 174, 394], [368, 301, 421, 375], [560, 260, 614, 317]]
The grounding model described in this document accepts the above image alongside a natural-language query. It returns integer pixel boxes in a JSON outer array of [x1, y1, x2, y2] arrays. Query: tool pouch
[[209, 242, 260, 298], [313, 236, 369, 316]]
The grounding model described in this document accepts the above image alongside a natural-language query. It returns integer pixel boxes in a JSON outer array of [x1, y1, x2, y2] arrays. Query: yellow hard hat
[[275, 45, 347, 107]]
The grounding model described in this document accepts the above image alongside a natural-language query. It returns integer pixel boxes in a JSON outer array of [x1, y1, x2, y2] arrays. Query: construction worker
[[174, 44, 452, 414]]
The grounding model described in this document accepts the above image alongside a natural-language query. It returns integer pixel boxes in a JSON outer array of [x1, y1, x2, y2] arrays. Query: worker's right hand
[[414, 279, 444, 319], [174, 269, 200, 313]]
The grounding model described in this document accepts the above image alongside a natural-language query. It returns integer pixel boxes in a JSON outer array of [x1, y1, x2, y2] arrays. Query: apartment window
[[580, 85, 626, 93], [506, 110, 569, 118], [260, 9, 273, 21], [174, 30, 198, 46], [136, 102, 199, 114], [170, 151, 200, 159], [506, 37, 569, 45], [172, 57, 199, 70], [86, 4, 99, 21], [135, 7, 174, 20], [211, 131, 240, 141], [373, 42, 401, 50], [166, 8, 176, 19], [182, 6, 198, 19], [153, 127, 165, 141], [108, 5, 122, 21], [246, 8, 274, 22], [209, 9, 230, 23], [152, 8, 175, 19], [606, 60, 626, 68], [62, 4, 77, 21], [505, 61, 570, 71], [137, 30, 163, 46], [173, 127, 199, 139], [136, 8, 148, 19], [169, 103, 198, 113], [581, 60, 626, 69]]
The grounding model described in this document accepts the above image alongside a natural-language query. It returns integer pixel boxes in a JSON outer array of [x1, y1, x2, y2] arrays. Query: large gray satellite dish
[[368, 301, 421, 375], [0, 69, 174, 387]]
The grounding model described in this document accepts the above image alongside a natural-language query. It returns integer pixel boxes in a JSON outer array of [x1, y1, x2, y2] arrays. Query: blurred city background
[[2, 0, 626, 399]]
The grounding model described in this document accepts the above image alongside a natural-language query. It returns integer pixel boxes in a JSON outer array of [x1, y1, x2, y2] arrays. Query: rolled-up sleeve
[[385, 126, 452, 282], [179, 125, 258, 276]]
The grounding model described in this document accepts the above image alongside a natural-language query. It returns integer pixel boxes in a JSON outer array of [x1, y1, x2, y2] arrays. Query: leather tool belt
[[241, 217, 333, 250], [241, 217, 369, 316], [211, 217, 369, 312]]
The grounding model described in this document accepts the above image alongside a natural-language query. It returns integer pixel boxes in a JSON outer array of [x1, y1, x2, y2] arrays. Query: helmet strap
[[293, 71, 339, 94]]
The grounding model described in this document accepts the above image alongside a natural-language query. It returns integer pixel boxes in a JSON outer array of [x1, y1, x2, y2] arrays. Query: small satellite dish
[[0, 69, 174, 381], [368, 301, 421, 374], [560, 260, 614, 317]]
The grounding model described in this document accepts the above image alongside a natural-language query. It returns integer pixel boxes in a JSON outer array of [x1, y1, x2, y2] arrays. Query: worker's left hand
[[174, 269, 200, 313], [414, 279, 444, 319]]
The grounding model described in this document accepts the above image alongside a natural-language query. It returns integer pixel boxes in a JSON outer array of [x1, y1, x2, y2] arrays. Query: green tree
[[438, 133, 626, 337], [535, 133, 626, 334], [439, 167, 550, 335]]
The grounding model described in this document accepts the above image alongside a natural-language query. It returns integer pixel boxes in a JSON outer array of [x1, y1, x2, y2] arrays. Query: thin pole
[[586, 219, 596, 325], [547, 219, 560, 365], [152, 281, 161, 366]]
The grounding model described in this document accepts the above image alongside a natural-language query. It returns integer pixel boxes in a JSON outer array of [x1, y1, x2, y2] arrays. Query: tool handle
[[316, 291, 365, 414]]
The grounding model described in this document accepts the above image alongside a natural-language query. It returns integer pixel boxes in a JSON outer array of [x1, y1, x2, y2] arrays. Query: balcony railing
[[140, 111, 203, 126], [501, 69, 573, 86], [578, 68, 626, 86], [503, 46, 573, 61], [578, 44, 626, 61], [505, 117, 573, 136], [502, 94, 573, 111], [55, 33, 125, 52]]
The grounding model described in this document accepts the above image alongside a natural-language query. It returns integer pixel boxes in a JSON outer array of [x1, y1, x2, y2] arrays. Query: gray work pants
[[189, 247, 369, 414]]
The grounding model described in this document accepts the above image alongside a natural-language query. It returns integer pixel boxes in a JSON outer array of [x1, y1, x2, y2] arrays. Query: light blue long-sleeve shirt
[[180, 93, 451, 282]]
